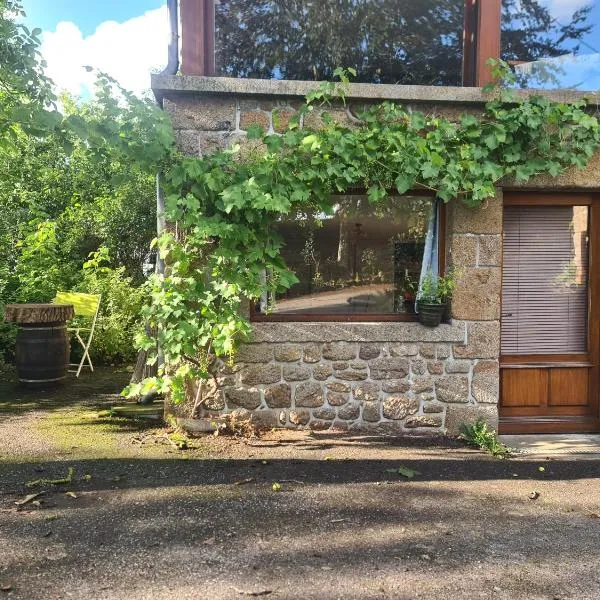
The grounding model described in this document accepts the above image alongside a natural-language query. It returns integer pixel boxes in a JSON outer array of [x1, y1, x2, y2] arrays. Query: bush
[[76, 248, 146, 365]]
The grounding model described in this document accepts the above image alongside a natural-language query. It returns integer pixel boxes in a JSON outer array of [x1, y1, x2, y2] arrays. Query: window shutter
[[501, 205, 589, 355]]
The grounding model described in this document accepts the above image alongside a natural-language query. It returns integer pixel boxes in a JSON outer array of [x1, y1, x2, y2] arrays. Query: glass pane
[[259, 195, 435, 316], [215, 0, 465, 85], [501, 0, 600, 90], [501, 205, 589, 355]]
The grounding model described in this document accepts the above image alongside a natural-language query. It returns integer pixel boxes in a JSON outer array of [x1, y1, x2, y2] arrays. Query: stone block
[[327, 391, 349, 406], [412, 377, 434, 393], [239, 111, 270, 131], [333, 362, 348, 370], [451, 268, 501, 321], [349, 360, 368, 370], [336, 370, 368, 381], [174, 130, 200, 156], [435, 376, 469, 404], [289, 409, 310, 426], [418, 343, 436, 358], [405, 415, 443, 428], [225, 388, 262, 410], [362, 401, 381, 422], [310, 420, 332, 431], [241, 364, 282, 386], [444, 404, 498, 436], [359, 343, 381, 360], [389, 344, 418, 357], [370, 357, 409, 380], [253, 409, 281, 429], [445, 360, 472, 374], [295, 382, 325, 407], [472, 360, 499, 404], [450, 234, 477, 267], [411, 359, 427, 376], [264, 384, 292, 408], [323, 342, 358, 361], [274, 345, 302, 362], [453, 322, 500, 360], [326, 382, 350, 393], [163, 96, 236, 131], [381, 379, 410, 394], [250, 321, 466, 343], [478, 235, 502, 267], [353, 382, 380, 403], [236, 344, 273, 363], [451, 192, 502, 234], [312, 407, 336, 420], [272, 108, 297, 133], [337, 402, 360, 420], [422, 402, 445, 414], [303, 344, 321, 363], [427, 361, 444, 375], [283, 364, 311, 381], [382, 395, 419, 420], [313, 364, 334, 380], [436, 345, 451, 359]]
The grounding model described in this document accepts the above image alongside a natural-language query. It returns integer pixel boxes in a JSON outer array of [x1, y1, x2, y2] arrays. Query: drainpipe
[[153, 0, 180, 386]]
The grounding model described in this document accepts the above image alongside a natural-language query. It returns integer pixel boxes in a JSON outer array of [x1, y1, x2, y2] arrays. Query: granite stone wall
[[155, 79, 505, 435]]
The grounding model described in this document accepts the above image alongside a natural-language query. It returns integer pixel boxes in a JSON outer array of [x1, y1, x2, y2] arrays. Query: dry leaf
[[65, 491, 78, 499]]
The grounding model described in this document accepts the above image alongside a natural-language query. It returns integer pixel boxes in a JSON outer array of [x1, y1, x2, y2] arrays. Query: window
[[501, 204, 590, 355], [213, 0, 466, 85], [501, 0, 600, 91], [252, 194, 444, 321]]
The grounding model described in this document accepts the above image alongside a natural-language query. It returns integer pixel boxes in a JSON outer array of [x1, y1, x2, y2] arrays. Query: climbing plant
[[125, 63, 600, 405]]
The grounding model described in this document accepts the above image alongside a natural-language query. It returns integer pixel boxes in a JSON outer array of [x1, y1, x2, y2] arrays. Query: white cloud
[[39, 6, 169, 98], [541, 0, 589, 20]]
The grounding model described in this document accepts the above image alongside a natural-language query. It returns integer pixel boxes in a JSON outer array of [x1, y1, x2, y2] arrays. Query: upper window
[[214, 0, 466, 85], [501, 0, 600, 91], [252, 194, 443, 321]]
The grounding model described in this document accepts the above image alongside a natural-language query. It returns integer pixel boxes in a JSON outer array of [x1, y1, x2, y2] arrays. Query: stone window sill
[[249, 320, 466, 344]]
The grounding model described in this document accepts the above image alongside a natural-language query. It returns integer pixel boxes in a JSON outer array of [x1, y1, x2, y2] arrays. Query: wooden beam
[[475, 0, 502, 86], [180, 0, 215, 75]]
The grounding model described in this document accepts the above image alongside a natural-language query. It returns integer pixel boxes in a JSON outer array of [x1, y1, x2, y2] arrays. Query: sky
[[22, 0, 169, 97], [20, 0, 600, 98]]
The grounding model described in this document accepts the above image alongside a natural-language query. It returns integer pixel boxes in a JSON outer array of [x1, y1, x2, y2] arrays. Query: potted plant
[[417, 270, 445, 327], [437, 268, 458, 322]]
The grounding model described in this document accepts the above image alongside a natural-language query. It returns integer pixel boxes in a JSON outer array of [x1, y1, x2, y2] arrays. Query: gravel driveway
[[2, 368, 600, 600]]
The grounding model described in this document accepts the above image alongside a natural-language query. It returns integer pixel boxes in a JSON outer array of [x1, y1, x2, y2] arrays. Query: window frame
[[250, 191, 446, 323], [180, 0, 502, 87]]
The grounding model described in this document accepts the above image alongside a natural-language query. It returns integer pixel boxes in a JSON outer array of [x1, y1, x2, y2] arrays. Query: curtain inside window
[[416, 199, 440, 309]]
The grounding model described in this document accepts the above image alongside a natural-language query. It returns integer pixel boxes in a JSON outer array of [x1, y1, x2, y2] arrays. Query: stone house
[[152, 0, 600, 436]]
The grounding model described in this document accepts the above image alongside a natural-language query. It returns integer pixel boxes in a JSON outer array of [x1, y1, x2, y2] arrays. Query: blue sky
[[22, 0, 165, 36]]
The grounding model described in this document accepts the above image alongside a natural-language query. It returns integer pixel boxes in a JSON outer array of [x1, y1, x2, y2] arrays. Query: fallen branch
[[25, 467, 74, 489]]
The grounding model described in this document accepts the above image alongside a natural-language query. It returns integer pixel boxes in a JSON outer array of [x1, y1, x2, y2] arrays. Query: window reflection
[[259, 195, 435, 316], [502, 0, 599, 91], [214, 0, 465, 85]]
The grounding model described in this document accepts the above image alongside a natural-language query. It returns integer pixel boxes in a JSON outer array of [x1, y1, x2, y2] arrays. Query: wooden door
[[499, 193, 600, 434]]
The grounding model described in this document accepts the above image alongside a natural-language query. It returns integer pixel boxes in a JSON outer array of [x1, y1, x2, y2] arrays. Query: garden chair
[[53, 292, 101, 377]]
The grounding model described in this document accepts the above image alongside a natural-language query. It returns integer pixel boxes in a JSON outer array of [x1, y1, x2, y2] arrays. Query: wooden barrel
[[15, 323, 70, 384]]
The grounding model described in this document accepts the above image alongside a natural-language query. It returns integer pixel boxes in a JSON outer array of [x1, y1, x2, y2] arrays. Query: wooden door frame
[[499, 191, 600, 434]]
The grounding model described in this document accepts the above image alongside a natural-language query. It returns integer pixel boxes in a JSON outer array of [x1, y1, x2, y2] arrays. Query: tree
[[0, 0, 61, 141]]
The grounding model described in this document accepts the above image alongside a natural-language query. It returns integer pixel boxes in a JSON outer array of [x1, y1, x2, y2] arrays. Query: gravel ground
[[2, 368, 600, 600]]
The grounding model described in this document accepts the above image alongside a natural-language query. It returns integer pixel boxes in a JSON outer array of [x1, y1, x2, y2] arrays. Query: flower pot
[[418, 303, 445, 327], [442, 299, 451, 322], [403, 298, 416, 314]]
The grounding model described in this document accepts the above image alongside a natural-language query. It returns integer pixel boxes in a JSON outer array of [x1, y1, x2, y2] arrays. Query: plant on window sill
[[119, 63, 600, 406]]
